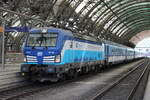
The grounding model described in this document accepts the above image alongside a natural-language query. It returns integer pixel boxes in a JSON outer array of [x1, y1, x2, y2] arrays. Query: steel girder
[[59, 0, 118, 43], [65, 0, 150, 46], [120, 13, 150, 38], [124, 21, 150, 39], [105, 2, 150, 38], [86, 0, 150, 45], [92, 1, 150, 39], [109, 10, 150, 38], [0, 0, 150, 49]]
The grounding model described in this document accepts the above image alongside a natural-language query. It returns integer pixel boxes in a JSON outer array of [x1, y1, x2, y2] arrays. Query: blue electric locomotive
[[21, 27, 105, 82], [21, 27, 145, 82]]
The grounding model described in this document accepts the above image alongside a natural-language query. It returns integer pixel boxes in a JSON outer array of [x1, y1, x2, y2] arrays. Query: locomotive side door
[[104, 44, 109, 64]]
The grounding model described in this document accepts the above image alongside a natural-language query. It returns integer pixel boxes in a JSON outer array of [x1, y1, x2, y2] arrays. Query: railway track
[[0, 70, 101, 100], [0, 80, 70, 100], [0, 59, 146, 100], [91, 59, 150, 100]]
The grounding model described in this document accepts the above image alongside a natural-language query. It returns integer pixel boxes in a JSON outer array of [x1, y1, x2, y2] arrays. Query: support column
[[0, 21, 5, 69]]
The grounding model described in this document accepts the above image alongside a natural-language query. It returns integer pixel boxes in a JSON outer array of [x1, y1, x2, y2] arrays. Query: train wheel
[[67, 69, 74, 79], [86, 66, 89, 73], [81, 67, 86, 74], [67, 69, 78, 79], [73, 70, 78, 78], [94, 65, 99, 73], [59, 73, 66, 81]]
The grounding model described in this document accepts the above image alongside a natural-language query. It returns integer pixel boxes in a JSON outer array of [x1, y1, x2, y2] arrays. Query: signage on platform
[[0, 26, 4, 32]]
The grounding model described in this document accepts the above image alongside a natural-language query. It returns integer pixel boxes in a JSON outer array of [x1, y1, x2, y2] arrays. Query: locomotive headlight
[[24, 57, 27, 62], [55, 55, 61, 63]]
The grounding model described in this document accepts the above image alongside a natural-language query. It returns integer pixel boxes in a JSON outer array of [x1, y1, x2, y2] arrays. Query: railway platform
[[0, 60, 150, 100], [0, 59, 149, 100], [0, 59, 147, 100], [0, 64, 26, 90], [143, 72, 150, 100]]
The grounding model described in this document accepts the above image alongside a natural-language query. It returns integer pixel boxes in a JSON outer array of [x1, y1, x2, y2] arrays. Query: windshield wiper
[[32, 44, 36, 49], [45, 46, 48, 49]]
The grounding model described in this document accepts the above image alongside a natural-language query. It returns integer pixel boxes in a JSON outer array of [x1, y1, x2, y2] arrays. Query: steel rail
[[0, 80, 71, 100], [126, 61, 150, 100], [1, 70, 100, 100], [90, 59, 148, 100]]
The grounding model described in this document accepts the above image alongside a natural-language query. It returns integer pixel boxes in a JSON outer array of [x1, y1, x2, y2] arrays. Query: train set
[[21, 27, 145, 82]]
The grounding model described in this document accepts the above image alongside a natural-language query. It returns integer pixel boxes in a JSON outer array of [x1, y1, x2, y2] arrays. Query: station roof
[[0, 0, 150, 48]]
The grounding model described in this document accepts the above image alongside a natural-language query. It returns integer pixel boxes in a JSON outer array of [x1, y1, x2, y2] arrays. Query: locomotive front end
[[21, 28, 63, 82]]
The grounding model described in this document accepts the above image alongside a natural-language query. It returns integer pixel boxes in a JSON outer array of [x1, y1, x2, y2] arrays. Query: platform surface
[[0, 64, 20, 70], [143, 73, 150, 100], [0, 64, 26, 90]]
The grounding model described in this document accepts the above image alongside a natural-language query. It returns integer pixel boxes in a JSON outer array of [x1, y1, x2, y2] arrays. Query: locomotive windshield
[[27, 33, 58, 47]]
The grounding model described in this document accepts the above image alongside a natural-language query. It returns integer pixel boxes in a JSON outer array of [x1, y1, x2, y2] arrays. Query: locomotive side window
[[27, 33, 58, 47]]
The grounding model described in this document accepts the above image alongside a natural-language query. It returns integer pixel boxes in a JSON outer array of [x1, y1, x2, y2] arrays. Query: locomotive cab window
[[27, 33, 58, 47]]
